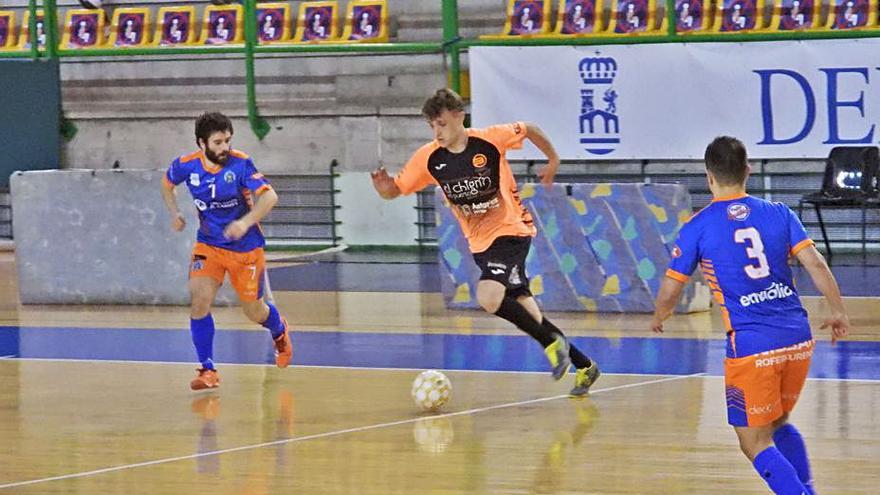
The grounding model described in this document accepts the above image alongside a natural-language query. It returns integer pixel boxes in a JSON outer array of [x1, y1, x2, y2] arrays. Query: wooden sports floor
[[1, 252, 879, 494]]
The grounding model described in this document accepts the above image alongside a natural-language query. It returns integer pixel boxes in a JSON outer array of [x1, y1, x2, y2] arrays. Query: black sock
[[494, 297, 556, 347], [542, 317, 592, 369]]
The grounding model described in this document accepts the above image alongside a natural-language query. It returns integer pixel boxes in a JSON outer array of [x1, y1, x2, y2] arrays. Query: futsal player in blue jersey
[[650, 136, 850, 495], [161, 112, 293, 390]]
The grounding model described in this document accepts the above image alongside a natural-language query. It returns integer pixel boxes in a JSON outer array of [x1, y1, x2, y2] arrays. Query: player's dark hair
[[195, 112, 233, 146], [704, 136, 749, 186], [422, 89, 465, 120]]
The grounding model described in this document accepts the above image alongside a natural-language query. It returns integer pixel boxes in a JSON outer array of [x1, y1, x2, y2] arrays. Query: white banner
[[471, 41, 880, 159]]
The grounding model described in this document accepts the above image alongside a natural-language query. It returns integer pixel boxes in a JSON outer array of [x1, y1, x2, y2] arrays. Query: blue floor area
[[268, 261, 880, 296], [1, 326, 877, 380]]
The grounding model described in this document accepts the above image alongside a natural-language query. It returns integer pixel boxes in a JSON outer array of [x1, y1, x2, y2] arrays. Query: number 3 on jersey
[[734, 227, 770, 279]]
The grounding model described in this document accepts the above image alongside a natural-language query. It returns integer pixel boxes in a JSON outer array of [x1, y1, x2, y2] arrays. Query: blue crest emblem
[[578, 53, 620, 155], [224, 171, 235, 183]]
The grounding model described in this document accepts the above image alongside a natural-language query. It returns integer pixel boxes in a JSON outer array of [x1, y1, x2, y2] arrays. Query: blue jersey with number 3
[[666, 194, 814, 358], [164, 149, 272, 252]]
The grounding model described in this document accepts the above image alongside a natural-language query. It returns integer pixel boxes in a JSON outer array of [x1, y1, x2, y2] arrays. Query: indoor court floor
[[1, 251, 879, 494]]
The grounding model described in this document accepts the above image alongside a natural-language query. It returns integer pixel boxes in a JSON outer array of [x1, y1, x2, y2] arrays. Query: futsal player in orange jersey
[[371, 89, 599, 396], [651, 136, 850, 494]]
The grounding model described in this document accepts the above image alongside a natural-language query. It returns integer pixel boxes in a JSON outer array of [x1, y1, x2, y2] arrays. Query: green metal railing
[[8, 0, 880, 138]]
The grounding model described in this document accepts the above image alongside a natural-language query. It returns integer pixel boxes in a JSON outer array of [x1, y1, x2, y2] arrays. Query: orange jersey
[[394, 122, 536, 253]]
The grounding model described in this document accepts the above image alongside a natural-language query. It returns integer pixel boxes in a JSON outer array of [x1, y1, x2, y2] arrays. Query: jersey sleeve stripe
[[790, 238, 814, 256], [254, 184, 272, 195], [665, 268, 690, 283]]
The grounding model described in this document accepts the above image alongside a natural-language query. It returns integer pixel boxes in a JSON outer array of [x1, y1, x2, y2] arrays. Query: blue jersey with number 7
[[666, 194, 814, 358], [164, 149, 272, 252]]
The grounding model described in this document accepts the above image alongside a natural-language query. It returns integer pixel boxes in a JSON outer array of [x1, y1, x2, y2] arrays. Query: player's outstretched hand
[[224, 219, 249, 240], [171, 213, 186, 232], [370, 166, 398, 199], [820, 312, 850, 345], [649, 317, 664, 334]]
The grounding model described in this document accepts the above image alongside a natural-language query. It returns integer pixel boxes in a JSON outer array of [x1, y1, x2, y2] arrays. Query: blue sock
[[190, 314, 216, 370], [261, 303, 285, 339], [753, 447, 809, 495], [774, 424, 815, 494]]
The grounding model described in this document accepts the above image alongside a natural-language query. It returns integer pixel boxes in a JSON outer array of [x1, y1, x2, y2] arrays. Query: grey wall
[[57, 52, 448, 173], [11, 169, 238, 304]]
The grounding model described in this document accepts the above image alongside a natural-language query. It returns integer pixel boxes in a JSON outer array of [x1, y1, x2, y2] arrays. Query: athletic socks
[[753, 446, 809, 495], [494, 296, 556, 347], [261, 302, 286, 339], [493, 297, 595, 370], [190, 314, 216, 370], [774, 424, 815, 494], [542, 317, 593, 369]]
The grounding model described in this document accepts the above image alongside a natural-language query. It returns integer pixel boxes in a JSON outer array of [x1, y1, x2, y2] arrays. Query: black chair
[[798, 146, 880, 259]]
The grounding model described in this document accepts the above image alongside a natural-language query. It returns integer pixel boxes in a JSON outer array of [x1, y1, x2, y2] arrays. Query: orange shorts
[[190, 242, 266, 302], [724, 340, 814, 427]]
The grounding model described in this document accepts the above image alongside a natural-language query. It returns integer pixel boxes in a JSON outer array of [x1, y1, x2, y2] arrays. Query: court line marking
[[3, 357, 880, 383], [0, 372, 701, 490]]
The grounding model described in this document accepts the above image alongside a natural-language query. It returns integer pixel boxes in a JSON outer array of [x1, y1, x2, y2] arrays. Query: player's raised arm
[[370, 166, 401, 200], [524, 123, 560, 188], [224, 187, 278, 241], [371, 143, 435, 200], [795, 244, 850, 343]]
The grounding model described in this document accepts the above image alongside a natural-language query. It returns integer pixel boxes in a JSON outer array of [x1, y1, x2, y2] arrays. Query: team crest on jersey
[[727, 203, 750, 221], [509, 265, 522, 285], [224, 171, 235, 183], [671, 245, 682, 258], [189, 173, 201, 186], [472, 154, 488, 168], [191, 255, 206, 271]]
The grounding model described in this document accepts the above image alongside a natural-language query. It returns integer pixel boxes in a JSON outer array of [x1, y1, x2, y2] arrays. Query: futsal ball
[[77, 0, 101, 9], [411, 370, 452, 412]]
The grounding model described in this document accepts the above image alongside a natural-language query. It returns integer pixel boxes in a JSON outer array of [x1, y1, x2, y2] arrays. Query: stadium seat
[[603, 0, 665, 34], [0, 10, 16, 50], [17, 10, 47, 50], [712, 0, 766, 32], [61, 9, 106, 49], [292, 0, 340, 43], [674, 0, 712, 33], [153, 6, 197, 46], [256, 2, 292, 44], [798, 146, 880, 258], [201, 4, 244, 45], [548, 0, 605, 36], [823, 0, 875, 29], [107, 8, 152, 47], [341, 0, 388, 42], [480, 0, 552, 38], [768, 0, 820, 30]]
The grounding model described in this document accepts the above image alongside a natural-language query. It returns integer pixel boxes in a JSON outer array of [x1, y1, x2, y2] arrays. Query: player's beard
[[205, 148, 229, 166]]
